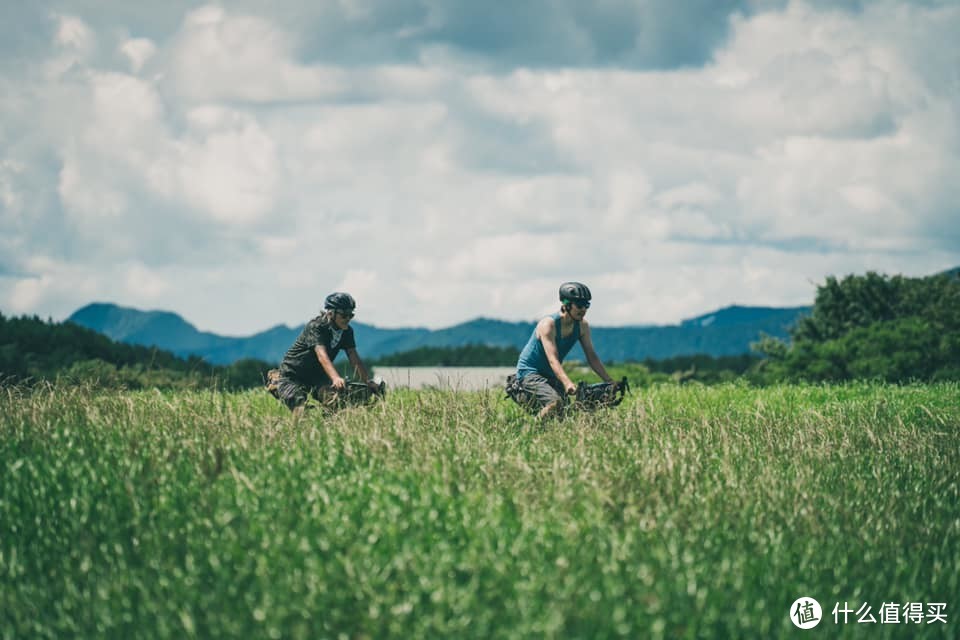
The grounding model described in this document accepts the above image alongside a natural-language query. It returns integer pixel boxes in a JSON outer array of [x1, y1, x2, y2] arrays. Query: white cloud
[[123, 263, 171, 299], [1, 1, 958, 336], [43, 14, 97, 78], [655, 183, 721, 210], [119, 37, 156, 72], [175, 109, 279, 223], [41, 66, 281, 237], [54, 14, 95, 53], [0, 160, 24, 216], [7, 256, 101, 316], [58, 149, 129, 221], [163, 6, 344, 104]]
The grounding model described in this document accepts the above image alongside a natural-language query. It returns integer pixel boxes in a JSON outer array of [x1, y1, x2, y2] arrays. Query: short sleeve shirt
[[279, 316, 356, 386]]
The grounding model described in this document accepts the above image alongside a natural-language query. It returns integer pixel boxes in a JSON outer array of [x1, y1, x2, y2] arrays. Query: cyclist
[[511, 282, 616, 418], [274, 292, 379, 414]]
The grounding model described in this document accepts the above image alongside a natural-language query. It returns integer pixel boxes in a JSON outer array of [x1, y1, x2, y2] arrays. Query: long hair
[[317, 309, 335, 327]]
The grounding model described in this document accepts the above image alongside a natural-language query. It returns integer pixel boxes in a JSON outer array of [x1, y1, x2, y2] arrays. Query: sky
[[1, 0, 958, 335]]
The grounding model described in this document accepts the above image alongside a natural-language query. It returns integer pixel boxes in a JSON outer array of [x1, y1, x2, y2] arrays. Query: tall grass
[[1, 383, 958, 638]]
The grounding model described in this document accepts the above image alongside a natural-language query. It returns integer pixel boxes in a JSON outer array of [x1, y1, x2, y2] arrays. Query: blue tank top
[[516, 313, 581, 380]]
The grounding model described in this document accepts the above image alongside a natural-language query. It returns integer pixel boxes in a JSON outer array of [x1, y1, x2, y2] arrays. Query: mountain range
[[67, 303, 811, 365]]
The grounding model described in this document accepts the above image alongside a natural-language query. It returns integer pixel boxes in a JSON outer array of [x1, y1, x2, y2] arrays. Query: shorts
[[518, 373, 567, 412], [275, 376, 330, 411]]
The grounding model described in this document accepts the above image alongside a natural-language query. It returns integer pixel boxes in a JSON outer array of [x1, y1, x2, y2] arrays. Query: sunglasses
[[335, 310, 355, 319], [570, 299, 591, 309]]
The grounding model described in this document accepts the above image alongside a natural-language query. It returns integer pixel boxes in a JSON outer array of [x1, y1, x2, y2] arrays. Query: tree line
[[0, 313, 271, 390], [3, 270, 957, 390]]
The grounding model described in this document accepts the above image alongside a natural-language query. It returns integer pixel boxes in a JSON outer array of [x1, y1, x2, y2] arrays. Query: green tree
[[756, 272, 960, 382]]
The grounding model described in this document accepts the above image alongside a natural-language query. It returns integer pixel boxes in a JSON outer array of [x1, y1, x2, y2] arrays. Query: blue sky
[[1, 1, 958, 335]]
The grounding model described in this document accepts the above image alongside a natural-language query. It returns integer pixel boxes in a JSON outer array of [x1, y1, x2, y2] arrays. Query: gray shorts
[[518, 373, 567, 411]]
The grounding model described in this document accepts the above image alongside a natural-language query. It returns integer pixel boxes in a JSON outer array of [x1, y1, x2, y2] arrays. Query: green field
[[2, 383, 958, 638]]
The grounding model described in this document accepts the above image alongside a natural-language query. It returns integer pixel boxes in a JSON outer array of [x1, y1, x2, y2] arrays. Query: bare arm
[[579, 321, 614, 383], [538, 317, 577, 394], [314, 345, 346, 390], [345, 348, 378, 389]]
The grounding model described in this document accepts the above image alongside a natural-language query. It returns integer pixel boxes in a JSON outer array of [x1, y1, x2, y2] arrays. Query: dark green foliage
[[564, 354, 762, 388], [756, 272, 960, 382], [372, 344, 520, 366], [640, 353, 761, 383], [0, 313, 273, 389]]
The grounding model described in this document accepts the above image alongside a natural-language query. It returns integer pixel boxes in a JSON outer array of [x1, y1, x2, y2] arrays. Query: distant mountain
[[67, 302, 810, 365], [680, 305, 810, 330], [69, 303, 237, 354], [593, 305, 811, 361], [68, 303, 429, 365]]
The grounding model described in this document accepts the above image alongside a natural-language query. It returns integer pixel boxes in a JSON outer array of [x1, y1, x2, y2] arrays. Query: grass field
[[1, 383, 958, 638]]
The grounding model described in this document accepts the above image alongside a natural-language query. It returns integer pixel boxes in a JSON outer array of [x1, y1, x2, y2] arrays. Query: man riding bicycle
[[273, 292, 380, 414], [509, 282, 619, 419]]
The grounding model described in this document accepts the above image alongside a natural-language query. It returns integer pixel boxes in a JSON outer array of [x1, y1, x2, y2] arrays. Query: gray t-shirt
[[279, 316, 356, 386]]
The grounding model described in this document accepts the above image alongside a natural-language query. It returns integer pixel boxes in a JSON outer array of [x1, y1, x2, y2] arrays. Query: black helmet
[[323, 292, 356, 312], [559, 281, 591, 304]]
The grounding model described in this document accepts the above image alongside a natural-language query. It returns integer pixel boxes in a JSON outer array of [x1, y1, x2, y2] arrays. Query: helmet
[[559, 281, 591, 304], [323, 292, 356, 312]]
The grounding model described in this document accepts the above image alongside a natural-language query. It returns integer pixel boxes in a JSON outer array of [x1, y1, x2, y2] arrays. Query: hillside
[[68, 303, 810, 365], [0, 312, 269, 389]]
